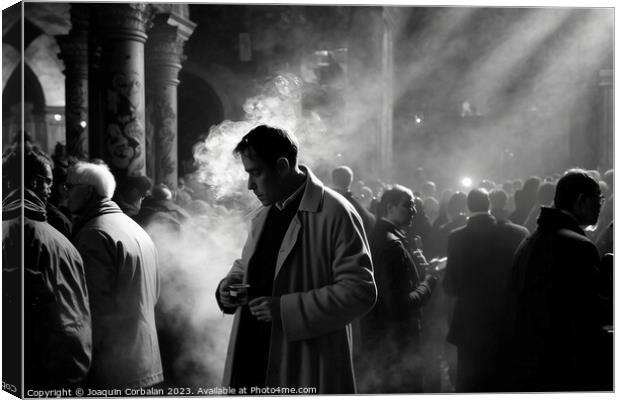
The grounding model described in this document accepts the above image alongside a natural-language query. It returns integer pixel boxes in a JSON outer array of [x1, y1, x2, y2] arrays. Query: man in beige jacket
[[216, 125, 376, 394]]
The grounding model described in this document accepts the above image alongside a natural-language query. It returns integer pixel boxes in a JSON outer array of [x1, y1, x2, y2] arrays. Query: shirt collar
[[275, 177, 306, 211]]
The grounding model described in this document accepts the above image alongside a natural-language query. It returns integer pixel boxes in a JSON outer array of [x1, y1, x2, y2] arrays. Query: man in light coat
[[216, 125, 377, 394], [67, 161, 163, 389]]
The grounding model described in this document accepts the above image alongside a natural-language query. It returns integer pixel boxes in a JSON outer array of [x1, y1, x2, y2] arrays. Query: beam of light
[[461, 8, 572, 115]]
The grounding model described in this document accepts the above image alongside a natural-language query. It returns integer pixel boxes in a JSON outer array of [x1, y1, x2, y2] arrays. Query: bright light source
[[336, 153, 343, 158], [80, 121, 87, 128], [415, 117, 422, 124], [461, 177, 473, 188], [53, 114, 62, 121]]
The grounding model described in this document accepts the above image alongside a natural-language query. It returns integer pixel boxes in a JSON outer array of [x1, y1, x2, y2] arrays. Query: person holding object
[[359, 184, 440, 393], [215, 125, 376, 394]]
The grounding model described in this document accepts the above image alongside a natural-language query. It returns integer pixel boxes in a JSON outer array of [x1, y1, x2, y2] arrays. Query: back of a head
[[119, 175, 152, 197], [479, 179, 496, 192], [4, 142, 53, 191], [537, 182, 556, 205], [523, 176, 541, 195], [68, 161, 117, 199], [332, 166, 353, 191], [152, 183, 173, 201], [233, 124, 298, 167], [489, 189, 508, 210], [554, 169, 600, 211], [467, 188, 490, 213], [448, 191, 467, 217], [378, 184, 413, 218], [422, 181, 436, 197]]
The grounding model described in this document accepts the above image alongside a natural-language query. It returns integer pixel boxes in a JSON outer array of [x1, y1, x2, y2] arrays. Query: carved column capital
[[146, 13, 196, 85], [94, 3, 154, 43], [57, 32, 89, 77]]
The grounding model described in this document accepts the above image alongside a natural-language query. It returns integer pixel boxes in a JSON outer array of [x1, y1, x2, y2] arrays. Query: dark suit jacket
[[501, 207, 607, 391], [444, 213, 528, 350]]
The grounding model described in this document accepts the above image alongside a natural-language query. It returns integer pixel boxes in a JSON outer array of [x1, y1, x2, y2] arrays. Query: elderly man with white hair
[[66, 161, 163, 389]]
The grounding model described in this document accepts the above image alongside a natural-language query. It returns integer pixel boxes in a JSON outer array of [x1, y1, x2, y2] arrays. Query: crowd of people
[[2, 127, 613, 394]]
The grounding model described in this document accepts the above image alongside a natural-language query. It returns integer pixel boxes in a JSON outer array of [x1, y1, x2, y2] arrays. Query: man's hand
[[219, 275, 243, 309], [249, 296, 281, 323]]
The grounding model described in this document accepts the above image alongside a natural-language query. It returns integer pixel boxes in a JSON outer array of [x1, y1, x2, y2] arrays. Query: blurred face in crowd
[[241, 148, 286, 206], [31, 164, 53, 204], [387, 193, 416, 229]]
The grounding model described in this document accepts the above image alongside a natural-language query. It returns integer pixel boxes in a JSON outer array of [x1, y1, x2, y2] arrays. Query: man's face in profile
[[241, 150, 282, 206]]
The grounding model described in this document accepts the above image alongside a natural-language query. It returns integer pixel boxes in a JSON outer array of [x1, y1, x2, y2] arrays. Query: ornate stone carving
[[94, 3, 154, 43]]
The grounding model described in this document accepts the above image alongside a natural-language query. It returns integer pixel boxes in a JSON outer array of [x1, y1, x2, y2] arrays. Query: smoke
[[391, 8, 613, 191], [146, 5, 612, 389], [147, 208, 248, 387], [151, 73, 337, 387]]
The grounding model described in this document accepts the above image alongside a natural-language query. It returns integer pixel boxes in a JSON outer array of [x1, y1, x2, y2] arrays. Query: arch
[[3, 62, 46, 116], [177, 68, 225, 174], [2, 44, 20, 89], [181, 61, 239, 119], [25, 34, 65, 107]]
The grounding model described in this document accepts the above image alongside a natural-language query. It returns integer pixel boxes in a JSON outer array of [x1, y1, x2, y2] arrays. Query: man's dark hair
[[448, 191, 467, 217], [378, 184, 413, 218], [537, 182, 556, 205], [233, 125, 298, 167], [554, 169, 600, 210], [3, 141, 53, 190], [489, 188, 508, 210], [467, 188, 490, 213]]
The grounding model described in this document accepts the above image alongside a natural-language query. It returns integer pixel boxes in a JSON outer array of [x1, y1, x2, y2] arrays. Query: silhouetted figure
[[407, 196, 432, 249], [500, 169, 610, 391], [489, 188, 510, 224], [433, 192, 468, 258], [112, 174, 152, 218], [67, 161, 163, 389], [443, 189, 528, 392], [509, 176, 541, 225], [523, 181, 555, 233], [331, 165, 376, 234], [360, 185, 439, 393], [3, 145, 91, 389], [135, 183, 191, 233]]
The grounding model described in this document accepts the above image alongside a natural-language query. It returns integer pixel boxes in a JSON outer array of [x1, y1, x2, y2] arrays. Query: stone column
[[380, 7, 396, 180], [57, 4, 89, 160], [92, 3, 153, 178], [599, 69, 613, 171], [145, 13, 195, 189]]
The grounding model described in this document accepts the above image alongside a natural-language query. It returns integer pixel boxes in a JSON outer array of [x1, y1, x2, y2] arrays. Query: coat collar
[[296, 165, 324, 213], [249, 164, 324, 225], [537, 206, 586, 236]]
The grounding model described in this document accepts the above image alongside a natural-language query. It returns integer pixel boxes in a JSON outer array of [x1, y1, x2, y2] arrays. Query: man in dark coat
[[135, 183, 191, 232], [67, 161, 163, 389], [331, 165, 376, 234], [2, 146, 91, 389], [361, 185, 438, 393], [501, 169, 609, 391], [443, 188, 528, 392]]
